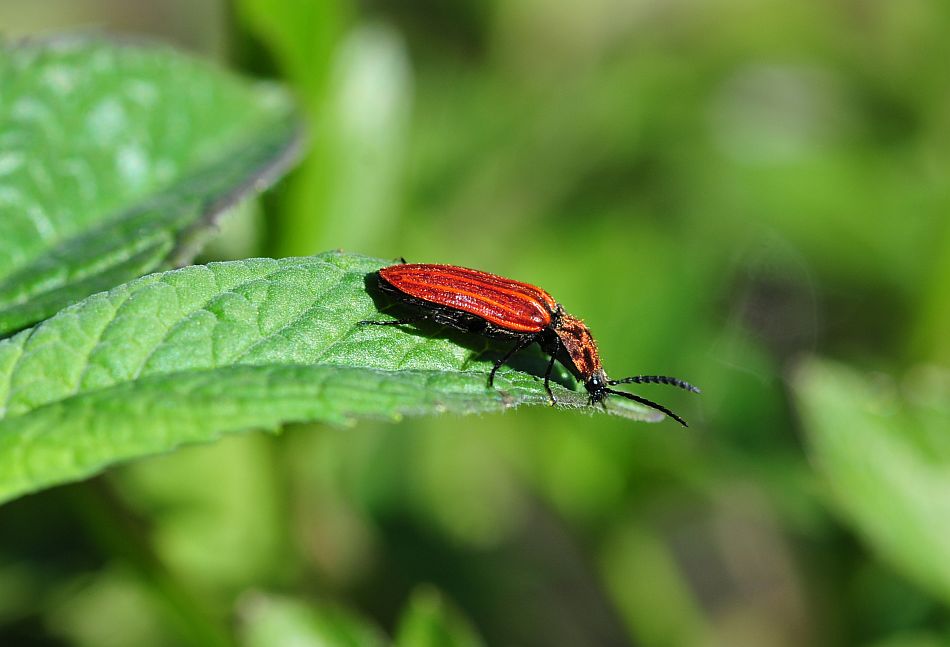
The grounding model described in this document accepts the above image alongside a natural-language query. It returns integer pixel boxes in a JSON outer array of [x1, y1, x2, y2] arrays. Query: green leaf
[[793, 358, 950, 605], [238, 593, 386, 647], [238, 0, 412, 257], [0, 252, 661, 505], [0, 35, 301, 335], [394, 587, 485, 647], [599, 521, 706, 646]]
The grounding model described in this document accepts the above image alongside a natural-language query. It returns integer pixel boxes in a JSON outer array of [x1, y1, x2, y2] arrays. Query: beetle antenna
[[605, 389, 689, 427], [608, 375, 700, 393]]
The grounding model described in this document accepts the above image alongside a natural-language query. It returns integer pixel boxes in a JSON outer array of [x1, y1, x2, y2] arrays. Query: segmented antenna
[[608, 375, 701, 393], [605, 389, 689, 427]]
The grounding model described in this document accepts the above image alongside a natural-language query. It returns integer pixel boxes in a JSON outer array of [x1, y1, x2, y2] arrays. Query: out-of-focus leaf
[[303, 24, 412, 254], [120, 434, 285, 594], [0, 252, 662, 506], [46, 568, 174, 647], [238, 593, 385, 647], [394, 587, 485, 647], [600, 522, 706, 646], [0, 35, 301, 334], [793, 358, 950, 605], [236, 0, 348, 102], [238, 0, 410, 256], [868, 633, 950, 647]]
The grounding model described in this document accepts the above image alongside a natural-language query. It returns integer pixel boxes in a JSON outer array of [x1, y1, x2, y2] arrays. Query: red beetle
[[362, 262, 699, 426]]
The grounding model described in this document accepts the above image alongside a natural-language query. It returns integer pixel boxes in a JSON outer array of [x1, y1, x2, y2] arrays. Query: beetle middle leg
[[488, 335, 535, 387]]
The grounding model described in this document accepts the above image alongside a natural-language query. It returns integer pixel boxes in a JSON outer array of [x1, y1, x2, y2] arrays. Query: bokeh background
[[2, 1, 949, 645]]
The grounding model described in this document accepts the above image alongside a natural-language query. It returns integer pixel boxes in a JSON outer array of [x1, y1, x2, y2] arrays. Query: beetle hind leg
[[543, 352, 557, 405], [358, 318, 413, 326]]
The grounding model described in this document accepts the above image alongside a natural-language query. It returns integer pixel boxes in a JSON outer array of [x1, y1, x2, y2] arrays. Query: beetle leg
[[358, 319, 413, 326], [488, 336, 533, 387], [543, 352, 557, 405]]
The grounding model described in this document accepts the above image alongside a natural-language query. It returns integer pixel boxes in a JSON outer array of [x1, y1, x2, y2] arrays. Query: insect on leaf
[[0, 252, 661, 505]]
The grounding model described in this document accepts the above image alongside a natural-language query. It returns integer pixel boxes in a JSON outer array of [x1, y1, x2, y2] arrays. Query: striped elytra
[[362, 262, 700, 426], [379, 264, 556, 333]]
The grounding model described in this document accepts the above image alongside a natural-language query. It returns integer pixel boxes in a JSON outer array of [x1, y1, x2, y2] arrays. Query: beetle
[[360, 262, 699, 426]]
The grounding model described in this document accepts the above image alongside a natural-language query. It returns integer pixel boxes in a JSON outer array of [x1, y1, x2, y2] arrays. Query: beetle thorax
[[553, 312, 604, 383]]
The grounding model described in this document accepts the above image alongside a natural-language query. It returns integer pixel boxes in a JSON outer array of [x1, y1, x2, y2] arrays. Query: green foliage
[[237, 1, 412, 256], [236, 0, 349, 102], [794, 358, 950, 606], [1, 0, 949, 644], [239, 594, 387, 647], [0, 36, 300, 334], [394, 588, 485, 647], [237, 589, 484, 647]]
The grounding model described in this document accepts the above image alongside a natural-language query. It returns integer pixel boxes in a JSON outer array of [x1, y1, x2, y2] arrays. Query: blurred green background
[[2, 1, 949, 645]]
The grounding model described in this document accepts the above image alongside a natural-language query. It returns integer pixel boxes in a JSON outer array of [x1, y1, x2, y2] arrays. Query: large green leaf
[[0, 35, 301, 335], [0, 252, 661, 505], [793, 358, 950, 605]]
